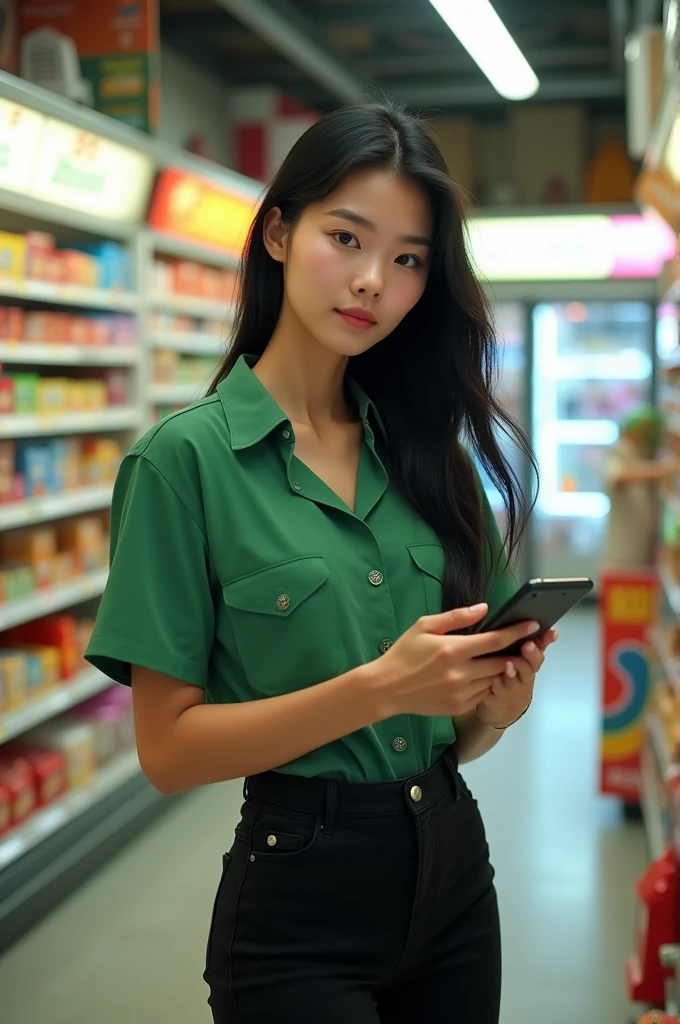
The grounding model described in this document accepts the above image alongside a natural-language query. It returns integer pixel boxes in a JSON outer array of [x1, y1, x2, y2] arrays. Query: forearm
[[453, 710, 504, 764], [147, 662, 387, 794]]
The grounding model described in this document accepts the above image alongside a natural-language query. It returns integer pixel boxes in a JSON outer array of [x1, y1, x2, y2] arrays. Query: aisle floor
[[0, 607, 648, 1023]]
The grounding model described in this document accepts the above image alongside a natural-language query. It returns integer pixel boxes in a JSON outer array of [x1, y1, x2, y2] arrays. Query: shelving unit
[[0, 666, 112, 743], [0, 70, 260, 952]]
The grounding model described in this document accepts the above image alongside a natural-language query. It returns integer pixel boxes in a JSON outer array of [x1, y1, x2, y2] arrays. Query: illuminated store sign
[[148, 169, 258, 256], [469, 212, 677, 281], [0, 97, 153, 222]]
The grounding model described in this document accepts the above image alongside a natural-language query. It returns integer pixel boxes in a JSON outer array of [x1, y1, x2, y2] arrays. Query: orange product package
[[1, 526, 57, 588], [57, 516, 105, 574]]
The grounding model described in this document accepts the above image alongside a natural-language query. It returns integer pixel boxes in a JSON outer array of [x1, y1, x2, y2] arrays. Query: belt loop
[[323, 780, 338, 834], [442, 746, 462, 802]]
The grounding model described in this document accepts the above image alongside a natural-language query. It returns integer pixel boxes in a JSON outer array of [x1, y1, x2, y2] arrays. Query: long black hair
[[208, 101, 537, 611]]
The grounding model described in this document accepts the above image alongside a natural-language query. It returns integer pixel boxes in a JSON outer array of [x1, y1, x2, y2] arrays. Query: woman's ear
[[263, 207, 290, 263]]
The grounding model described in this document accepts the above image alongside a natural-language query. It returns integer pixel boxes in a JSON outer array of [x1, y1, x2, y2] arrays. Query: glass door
[[532, 300, 654, 583]]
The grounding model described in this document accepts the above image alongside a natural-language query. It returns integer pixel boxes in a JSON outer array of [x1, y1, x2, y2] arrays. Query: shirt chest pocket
[[222, 556, 346, 695], [407, 543, 444, 615]]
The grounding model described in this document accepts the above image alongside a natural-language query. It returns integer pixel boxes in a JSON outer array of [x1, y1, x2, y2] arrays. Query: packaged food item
[[0, 565, 35, 602], [12, 373, 38, 414], [57, 516, 105, 573], [25, 232, 60, 283], [0, 440, 16, 504], [60, 250, 98, 288], [16, 442, 51, 498], [0, 231, 26, 280], [0, 376, 15, 414], [20, 645, 60, 693], [10, 745, 68, 808], [0, 755, 37, 828], [2, 526, 57, 588], [25, 718, 96, 788], [0, 778, 12, 838], [71, 242, 132, 292], [0, 305, 24, 340], [5, 616, 79, 679], [36, 377, 69, 415], [0, 650, 28, 708]]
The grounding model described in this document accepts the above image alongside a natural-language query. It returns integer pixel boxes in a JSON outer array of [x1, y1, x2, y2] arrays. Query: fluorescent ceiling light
[[428, 0, 539, 101]]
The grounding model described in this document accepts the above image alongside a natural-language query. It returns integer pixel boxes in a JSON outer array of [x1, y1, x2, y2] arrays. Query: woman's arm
[[452, 711, 504, 765], [132, 662, 386, 794]]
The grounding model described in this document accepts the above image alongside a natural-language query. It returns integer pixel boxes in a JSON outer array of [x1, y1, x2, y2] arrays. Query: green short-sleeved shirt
[[86, 354, 515, 782]]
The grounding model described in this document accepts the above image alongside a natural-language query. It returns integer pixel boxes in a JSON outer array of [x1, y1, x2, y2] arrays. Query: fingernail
[[505, 662, 517, 677], [469, 603, 487, 613], [526, 621, 539, 635], [525, 642, 536, 653]]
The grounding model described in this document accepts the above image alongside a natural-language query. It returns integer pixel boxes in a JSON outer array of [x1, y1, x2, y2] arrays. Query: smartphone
[[473, 577, 594, 657]]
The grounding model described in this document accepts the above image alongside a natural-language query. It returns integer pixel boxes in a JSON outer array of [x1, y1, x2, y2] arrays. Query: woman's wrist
[[489, 696, 533, 731]]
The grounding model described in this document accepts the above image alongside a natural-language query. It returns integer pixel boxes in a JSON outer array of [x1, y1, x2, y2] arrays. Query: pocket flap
[[407, 544, 444, 584], [223, 556, 330, 617]]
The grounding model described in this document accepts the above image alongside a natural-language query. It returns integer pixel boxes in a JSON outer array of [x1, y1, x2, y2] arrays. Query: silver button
[[266, 835, 278, 847], [410, 785, 423, 802], [379, 638, 393, 654], [249, 854, 256, 862], [393, 736, 408, 752], [276, 594, 291, 611], [282, 428, 291, 440], [293, 481, 302, 491], [368, 570, 383, 586]]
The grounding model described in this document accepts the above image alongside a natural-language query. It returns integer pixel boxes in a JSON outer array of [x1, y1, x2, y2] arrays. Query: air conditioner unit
[[20, 27, 93, 107]]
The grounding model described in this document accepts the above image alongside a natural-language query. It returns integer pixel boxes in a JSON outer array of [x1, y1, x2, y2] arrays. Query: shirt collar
[[218, 353, 387, 451]]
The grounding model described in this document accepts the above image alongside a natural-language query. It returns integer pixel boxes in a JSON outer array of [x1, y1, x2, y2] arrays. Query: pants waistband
[[245, 745, 462, 828]]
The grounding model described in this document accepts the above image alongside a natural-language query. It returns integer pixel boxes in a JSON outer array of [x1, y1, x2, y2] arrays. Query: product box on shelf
[[0, 755, 36, 830], [4, 616, 87, 681], [0, 306, 24, 340], [0, 441, 15, 504], [71, 243, 133, 293], [57, 516, 107, 574], [0, 565, 35, 603], [12, 373, 38, 414], [0, 651, 28, 711], [0, 377, 14, 414], [0, 232, 26, 281], [24, 233, 62, 285], [24, 718, 97, 789], [11, 746, 68, 809], [2, 526, 57, 589]]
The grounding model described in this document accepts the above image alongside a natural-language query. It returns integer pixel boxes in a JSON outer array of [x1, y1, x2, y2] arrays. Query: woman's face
[[264, 168, 433, 357]]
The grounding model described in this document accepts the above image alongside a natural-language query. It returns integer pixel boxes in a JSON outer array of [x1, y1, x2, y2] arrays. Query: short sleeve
[[85, 454, 214, 688]]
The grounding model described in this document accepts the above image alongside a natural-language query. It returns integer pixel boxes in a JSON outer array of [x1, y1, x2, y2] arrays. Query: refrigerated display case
[[532, 300, 655, 582]]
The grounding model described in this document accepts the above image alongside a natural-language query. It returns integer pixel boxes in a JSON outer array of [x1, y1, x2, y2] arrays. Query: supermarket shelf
[[150, 293, 235, 320], [0, 407, 140, 438], [148, 331, 224, 356], [0, 569, 108, 632], [660, 563, 680, 617], [0, 486, 113, 531], [147, 231, 240, 270], [652, 628, 680, 695], [148, 383, 204, 406], [640, 740, 667, 861], [0, 343, 140, 366], [0, 668, 112, 745], [0, 749, 140, 871], [0, 278, 138, 312]]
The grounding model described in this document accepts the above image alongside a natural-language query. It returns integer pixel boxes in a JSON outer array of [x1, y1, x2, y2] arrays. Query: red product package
[[4, 615, 79, 679], [12, 745, 68, 807], [0, 779, 12, 837], [0, 377, 15, 414], [0, 755, 37, 828]]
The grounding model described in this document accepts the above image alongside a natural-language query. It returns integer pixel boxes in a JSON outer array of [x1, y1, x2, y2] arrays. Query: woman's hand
[[475, 629, 558, 730], [372, 603, 541, 720]]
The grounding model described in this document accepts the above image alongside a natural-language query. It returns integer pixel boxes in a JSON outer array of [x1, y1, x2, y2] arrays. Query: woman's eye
[[333, 231, 359, 248], [395, 254, 421, 268]]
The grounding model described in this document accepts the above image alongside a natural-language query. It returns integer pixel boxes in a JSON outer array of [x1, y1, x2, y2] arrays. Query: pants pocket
[[205, 852, 232, 974]]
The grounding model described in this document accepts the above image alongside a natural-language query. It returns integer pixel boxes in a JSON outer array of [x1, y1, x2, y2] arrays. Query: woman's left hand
[[475, 629, 559, 730]]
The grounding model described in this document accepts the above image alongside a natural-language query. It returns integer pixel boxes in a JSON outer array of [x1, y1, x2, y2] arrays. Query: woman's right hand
[[373, 604, 539, 719]]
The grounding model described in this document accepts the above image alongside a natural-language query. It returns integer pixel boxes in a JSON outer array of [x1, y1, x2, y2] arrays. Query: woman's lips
[[335, 309, 377, 330]]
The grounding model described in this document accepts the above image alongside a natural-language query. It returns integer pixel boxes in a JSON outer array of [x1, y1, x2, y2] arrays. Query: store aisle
[[0, 606, 647, 1024]]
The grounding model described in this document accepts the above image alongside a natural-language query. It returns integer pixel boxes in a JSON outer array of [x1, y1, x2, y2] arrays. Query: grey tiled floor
[[0, 606, 647, 1023]]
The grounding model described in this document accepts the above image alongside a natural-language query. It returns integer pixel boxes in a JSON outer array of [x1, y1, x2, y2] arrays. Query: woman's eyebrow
[[325, 208, 432, 247]]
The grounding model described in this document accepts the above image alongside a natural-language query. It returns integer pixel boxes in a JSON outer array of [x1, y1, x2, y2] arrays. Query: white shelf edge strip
[[0, 486, 113, 530], [0, 749, 141, 870], [0, 409, 140, 437], [0, 279, 138, 312], [0, 569, 108, 631], [0, 668, 113, 744], [0, 344, 140, 366]]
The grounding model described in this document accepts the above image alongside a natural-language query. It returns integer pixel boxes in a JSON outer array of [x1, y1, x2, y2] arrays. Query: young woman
[[86, 101, 556, 1023]]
